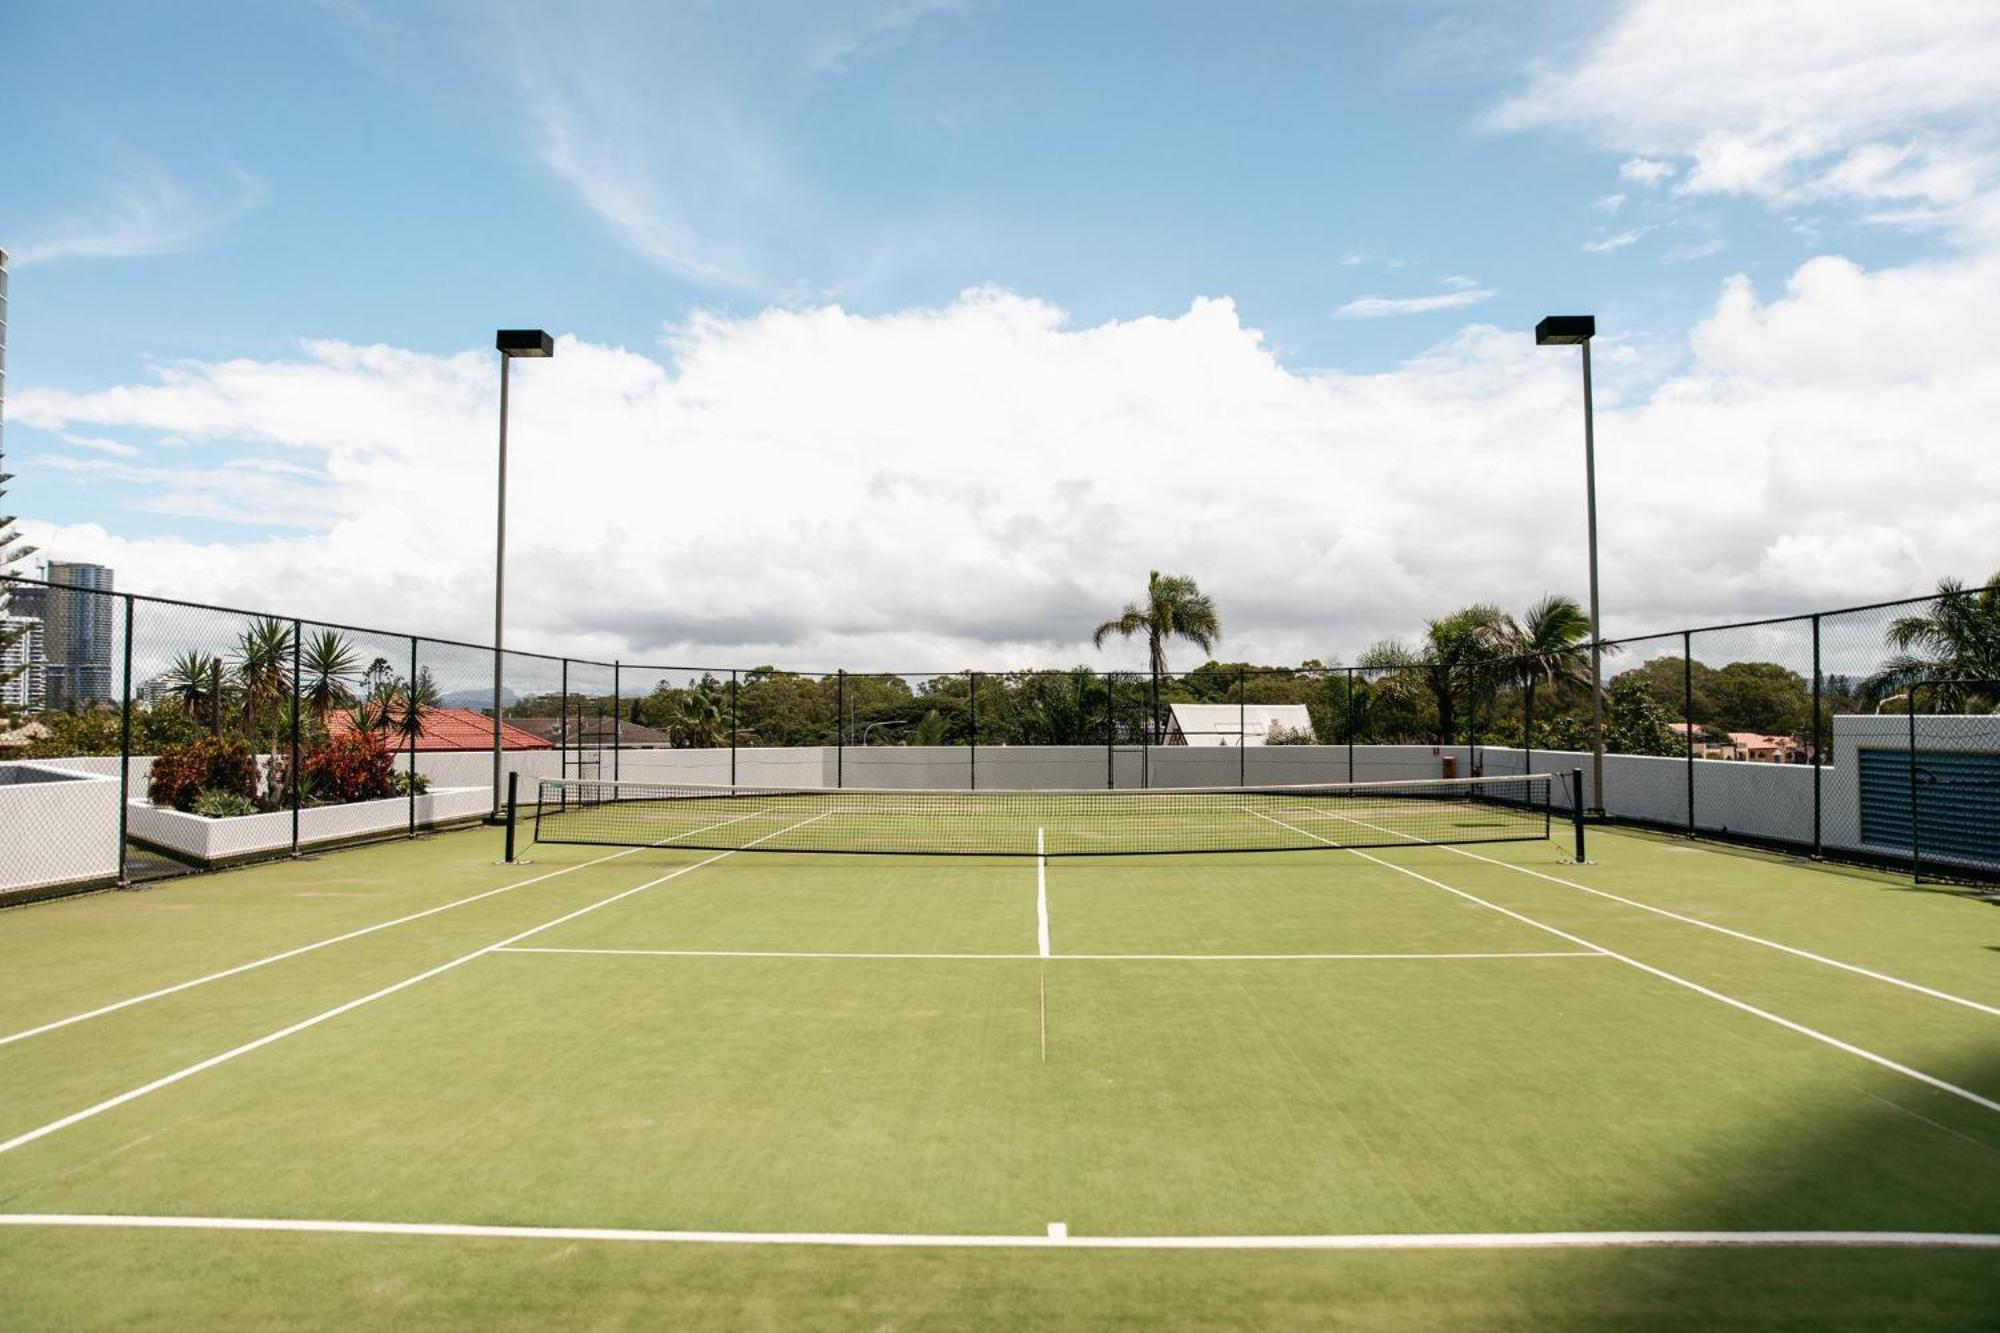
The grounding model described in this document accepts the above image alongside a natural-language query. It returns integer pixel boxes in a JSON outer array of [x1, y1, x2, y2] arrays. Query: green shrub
[[393, 769, 429, 796], [148, 737, 260, 813], [192, 787, 259, 819]]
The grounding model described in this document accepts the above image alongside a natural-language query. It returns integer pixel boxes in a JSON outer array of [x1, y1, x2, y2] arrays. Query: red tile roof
[[327, 706, 553, 752]]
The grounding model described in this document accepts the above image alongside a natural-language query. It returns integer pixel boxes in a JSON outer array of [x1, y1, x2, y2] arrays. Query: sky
[[2, 0, 1997, 673]]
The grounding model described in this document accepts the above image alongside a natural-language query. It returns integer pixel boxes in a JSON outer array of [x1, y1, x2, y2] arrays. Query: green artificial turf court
[[1, 801, 1997, 1329]]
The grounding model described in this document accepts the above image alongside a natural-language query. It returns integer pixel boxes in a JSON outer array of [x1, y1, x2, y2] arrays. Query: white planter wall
[[0, 763, 122, 894], [126, 786, 490, 866]]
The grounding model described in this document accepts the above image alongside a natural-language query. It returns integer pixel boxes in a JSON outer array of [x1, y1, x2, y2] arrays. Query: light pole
[[492, 329, 553, 817], [1535, 314, 1604, 816]]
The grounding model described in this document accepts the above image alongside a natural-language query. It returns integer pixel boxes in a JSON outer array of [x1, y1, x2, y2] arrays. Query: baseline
[[1246, 810, 2000, 1116], [494, 946, 1605, 962], [0, 808, 774, 1050], [0, 812, 829, 1159], [1, 1214, 1995, 1252]]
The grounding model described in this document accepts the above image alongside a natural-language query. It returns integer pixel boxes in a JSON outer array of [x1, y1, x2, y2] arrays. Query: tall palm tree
[[391, 667, 441, 749], [674, 689, 727, 749], [1500, 595, 1593, 749], [1865, 572, 2000, 711], [299, 630, 361, 724], [161, 651, 226, 729], [1092, 571, 1220, 740], [232, 617, 294, 739]]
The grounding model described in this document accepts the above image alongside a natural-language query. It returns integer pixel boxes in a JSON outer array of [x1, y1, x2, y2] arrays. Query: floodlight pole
[[1536, 315, 1605, 815], [1580, 338, 1604, 816], [492, 330, 553, 819]]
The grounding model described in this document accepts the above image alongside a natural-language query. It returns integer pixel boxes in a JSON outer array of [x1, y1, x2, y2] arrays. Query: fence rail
[[2, 573, 1995, 900]]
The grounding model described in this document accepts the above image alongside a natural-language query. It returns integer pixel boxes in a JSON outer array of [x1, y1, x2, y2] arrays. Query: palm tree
[[674, 689, 727, 749], [1865, 572, 2000, 711], [161, 651, 226, 729], [299, 630, 361, 724], [1092, 571, 1221, 740], [1499, 595, 1593, 751], [1362, 606, 1506, 746], [232, 617, 294, 738], [390, 667, 441, 749]]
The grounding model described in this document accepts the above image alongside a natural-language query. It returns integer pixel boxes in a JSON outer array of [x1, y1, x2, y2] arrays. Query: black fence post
[[1810, 614, 1823, 856], [1142, 669, 1152, 789], [613, 661, 622, 782], [407, 636, 418, 836], [1907, 684, 1922, 884], [558, 659, 569, 780], [1346, 668, 1357, 784], [968, 670, 978, 790], [116, 595, 134, 887], [290, 619, 302, 858], [1238, 664, 1247, 788], [1104, 671, 1115, 789], [1683, 631, 1695, 832], [836, 669, 845, 789], [729, 669, 739, 787]]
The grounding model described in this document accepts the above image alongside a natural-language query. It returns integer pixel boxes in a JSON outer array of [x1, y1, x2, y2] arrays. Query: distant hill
[[441, 687, 516, 709]]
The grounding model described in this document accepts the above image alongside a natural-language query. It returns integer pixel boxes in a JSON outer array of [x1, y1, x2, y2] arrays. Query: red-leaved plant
[[147, 737, 260, 813], [300, 733, 398, 804]]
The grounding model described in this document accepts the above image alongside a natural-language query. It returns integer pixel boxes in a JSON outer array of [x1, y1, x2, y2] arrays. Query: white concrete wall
[[0, 763, 122, 894], [126, 786, 490, 865]]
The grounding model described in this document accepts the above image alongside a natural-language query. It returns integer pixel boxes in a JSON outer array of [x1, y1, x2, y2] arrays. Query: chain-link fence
[[3, 573, 1996, 902]]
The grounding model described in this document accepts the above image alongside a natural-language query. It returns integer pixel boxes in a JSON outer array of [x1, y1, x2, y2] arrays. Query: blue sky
[[3, 1, 1996, 667]]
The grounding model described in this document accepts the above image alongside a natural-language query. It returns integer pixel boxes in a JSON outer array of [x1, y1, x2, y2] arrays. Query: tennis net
[[526, 772, 1560, 857]]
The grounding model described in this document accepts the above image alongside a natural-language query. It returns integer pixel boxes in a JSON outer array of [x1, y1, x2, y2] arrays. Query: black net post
[[1811, 613, 1823, 856], [613, 661, 622, 782], [1572, 768, 1587, 861], [1683, 631, 1695, 832], [116, 594, 134, 887], [290, 618, 302, 857], [729, 668, 738, 787], [968, 670, 978, 790], [836, 670, 845, 789], [503, 770, 518, 864]]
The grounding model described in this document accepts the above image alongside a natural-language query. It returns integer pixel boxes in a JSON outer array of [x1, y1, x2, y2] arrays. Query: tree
[[299, 630, 361, 724], [1363, 605, 1506, 745], [160, 651, 228, 731], [1092, 571, 1220, 740], [673, 688, 727, 749], [1499, 595, 1592, 752], [1864, 571, 2000, 711], [1705, 661, 1811, 735]]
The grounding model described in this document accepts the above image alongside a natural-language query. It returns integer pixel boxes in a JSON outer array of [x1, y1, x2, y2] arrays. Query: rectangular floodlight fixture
[[1534, 315, 1595, 345], [496, 329, 554, 357]]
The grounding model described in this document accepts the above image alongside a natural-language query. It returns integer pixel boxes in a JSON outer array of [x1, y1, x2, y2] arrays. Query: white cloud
[[59, 434, 142, 458], [1334, 288, 1494, 318], [8, 164, 265, 266], [811, 0, 966, 74], [18, 259, 2000, 672], [1582, 228, 1651, 254], [1618, 159, 1675, 188], [1594, 193, 1627, 214], [1487, 1, 2000, 231], [1661, 238, 1726, 263], [1439, 274, 1481, 291]]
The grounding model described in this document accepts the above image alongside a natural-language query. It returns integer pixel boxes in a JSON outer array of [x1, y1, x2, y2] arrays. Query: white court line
[[1, 1214, 1994, 1252], [0, 808, 775, 1051], [494, 946, 1606, 962], [0, 812, 831, 1160], [1434, 842, 2000, 1020], [1310, 802, 2000, 1021], [1247, 809, 2000, 1116]]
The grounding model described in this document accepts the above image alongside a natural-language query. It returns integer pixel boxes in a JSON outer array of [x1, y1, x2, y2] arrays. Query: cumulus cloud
[[16, 260, 2000, 673], [1594, 192, 1627, 214], [1487, 0, 2000, 232]]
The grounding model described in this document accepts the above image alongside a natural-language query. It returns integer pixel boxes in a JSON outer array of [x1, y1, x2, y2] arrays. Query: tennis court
[[1, 777, 1997, 1328]]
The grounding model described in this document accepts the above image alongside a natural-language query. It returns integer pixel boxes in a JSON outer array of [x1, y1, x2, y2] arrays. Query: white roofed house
[[1165, 703, 1315, 746]]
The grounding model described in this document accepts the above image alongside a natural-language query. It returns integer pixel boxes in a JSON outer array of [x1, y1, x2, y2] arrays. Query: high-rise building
[[0, 613, 45, 710], [21, 563, 116, 706]]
